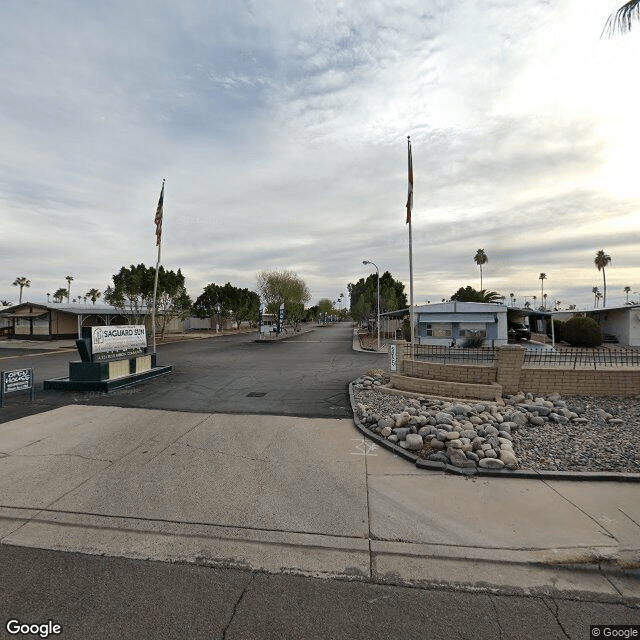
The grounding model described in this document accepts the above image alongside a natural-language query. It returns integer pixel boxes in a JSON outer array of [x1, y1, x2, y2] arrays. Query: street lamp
[[362, 260, 380, 352]]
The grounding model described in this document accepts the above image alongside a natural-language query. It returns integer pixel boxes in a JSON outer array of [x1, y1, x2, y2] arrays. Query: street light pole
[[363, 260, 380, 352]]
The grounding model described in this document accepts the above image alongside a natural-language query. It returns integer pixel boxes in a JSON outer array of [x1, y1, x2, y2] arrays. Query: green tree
[[595, 250, 612, 308], [256, 269, 311, 329], [53, 287, 68, 303], [317, 298, 334, 314], [450, 286, 502, 303], [473, 249, 488, 291], [105, 264, 191, 333], [65, 275, 74, 300], [12, 277, 30, 304], [348, 271, 407, 321], [539, 273, 547, 309], [603, 1, 640, 36], [194, 283, 259, 330], [85, 288, 102, 305]]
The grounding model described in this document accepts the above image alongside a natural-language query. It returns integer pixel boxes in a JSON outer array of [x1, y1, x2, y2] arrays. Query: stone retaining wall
[[393, 344, 640, 397]]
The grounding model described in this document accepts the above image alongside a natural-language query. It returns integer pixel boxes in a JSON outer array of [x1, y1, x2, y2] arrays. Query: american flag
[[406, 137, 413, 224], [155, 180, 164, 246]]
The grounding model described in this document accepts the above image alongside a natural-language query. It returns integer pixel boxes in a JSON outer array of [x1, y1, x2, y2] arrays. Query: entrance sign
[[1, 368, 35, 407], [91, 325, 147, 362]]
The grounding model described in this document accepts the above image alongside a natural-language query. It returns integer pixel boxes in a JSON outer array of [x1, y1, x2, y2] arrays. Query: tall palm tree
[[603, 0, 640, 36], [595, 250, 612, 308], [85, 288, 101, 305], [473, 249, 488, 291], [65, 275, 74, 301], [46, 293, 51, 303], [624, 286, 632, 304], [53, 287, 68, 303], [592, 286, 600, 307], [509, 292, 514, 306], [12, 277, 31, 304], [539, 273, 547, 309]]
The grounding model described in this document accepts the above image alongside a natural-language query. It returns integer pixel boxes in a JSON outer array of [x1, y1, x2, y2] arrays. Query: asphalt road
[[2, 545, 638, 640], [1, 324, 638, 638], [0, 323, 384, 422]]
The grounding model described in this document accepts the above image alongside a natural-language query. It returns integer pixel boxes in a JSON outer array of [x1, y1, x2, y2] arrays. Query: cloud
[[0, 0, 638, 311]]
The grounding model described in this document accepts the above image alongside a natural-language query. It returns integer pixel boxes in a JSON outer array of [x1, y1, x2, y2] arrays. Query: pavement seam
[[0, 503, 371, 544], [539, 478, 619, 542], [618, 507, 640, 530], [221, 571, 255, 640]]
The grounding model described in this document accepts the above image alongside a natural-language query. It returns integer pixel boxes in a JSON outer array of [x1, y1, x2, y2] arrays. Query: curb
[[348, 382, 640, 482]]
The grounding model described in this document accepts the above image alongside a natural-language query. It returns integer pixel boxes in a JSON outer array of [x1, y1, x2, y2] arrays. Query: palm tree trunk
[[480, 266, 483, 291], [603, 269, 607, 307]]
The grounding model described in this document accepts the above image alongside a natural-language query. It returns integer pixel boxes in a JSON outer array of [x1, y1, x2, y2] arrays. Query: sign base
[[44, 354, 172, 393]]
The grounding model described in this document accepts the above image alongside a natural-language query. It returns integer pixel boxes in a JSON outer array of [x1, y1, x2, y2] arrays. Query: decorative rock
[[428, 452, 449, 463], [405, 434, 423, 450], [479, 457, 505, 469], [448, 448, 476, 468], [460, 429, 478, 439], [483, 448, 498, 458], [395, 427, 410, 440], [430, 438, 445, 450], [378, 417, 395, 431], [484, 425, 499, 436], [435, 412, 454, 425], [498, 431, 513, 441], [394, 412, 411, 428], [444, 431, 461, 440], [447, 439, 464, 449], [499, 449, 518, 467], [530, 416, 545, 426], [465, 451, 479, 462], [451, 403, 473, 415], [387, 434, 398, 443], [380, 427, 392, 437]]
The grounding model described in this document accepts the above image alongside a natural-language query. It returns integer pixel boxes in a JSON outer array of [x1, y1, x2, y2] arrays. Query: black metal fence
[[406, 344, 497, 365], [402, 345, 640, 369], [522, 347, 640, 369]]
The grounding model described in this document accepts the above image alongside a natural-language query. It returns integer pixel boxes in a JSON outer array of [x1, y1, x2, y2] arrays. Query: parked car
[[508, 323, 531, 341]]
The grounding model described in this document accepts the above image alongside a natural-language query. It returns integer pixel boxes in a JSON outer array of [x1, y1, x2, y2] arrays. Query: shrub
[[462, 336, 485, 348], [563, 316, 602, 347], [548, 319, 566, 342]]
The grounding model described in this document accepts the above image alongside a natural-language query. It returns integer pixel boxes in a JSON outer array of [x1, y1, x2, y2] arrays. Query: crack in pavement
[[542, 596, 571, 639], [487, 593, 504, 640], [222, 572, 255, 640]]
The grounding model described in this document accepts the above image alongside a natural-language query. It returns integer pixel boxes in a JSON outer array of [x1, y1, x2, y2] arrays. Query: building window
[[426, 323, 452, 337], [459, 323, 486, 339]]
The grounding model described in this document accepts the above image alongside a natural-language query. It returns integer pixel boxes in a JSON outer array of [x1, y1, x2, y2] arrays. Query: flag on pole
[[155, 180, 165, 246], [406, 136, 413, 224]]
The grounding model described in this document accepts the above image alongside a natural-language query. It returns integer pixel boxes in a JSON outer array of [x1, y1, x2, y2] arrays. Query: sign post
[[0, 368, 35, 408]]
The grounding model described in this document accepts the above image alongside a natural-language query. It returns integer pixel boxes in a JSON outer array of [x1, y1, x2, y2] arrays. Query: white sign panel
[[91, 325, 147, 360], [389, 343, 398, 372]]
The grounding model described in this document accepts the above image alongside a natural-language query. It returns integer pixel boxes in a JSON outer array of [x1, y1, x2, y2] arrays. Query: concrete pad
[[0, 506, 40, 537], [41, 412, 369, 537], [546, 480, 640, 547], [359, 435, 424, 476], [367, 474, 617, 549], [0, 451, 111, 508]]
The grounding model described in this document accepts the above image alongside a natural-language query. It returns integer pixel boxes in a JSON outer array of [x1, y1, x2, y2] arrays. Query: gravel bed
[[352, 371, 640, 473]]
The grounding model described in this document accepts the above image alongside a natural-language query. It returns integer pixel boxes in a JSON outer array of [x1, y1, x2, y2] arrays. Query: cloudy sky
[[1, 0, 638, 311]]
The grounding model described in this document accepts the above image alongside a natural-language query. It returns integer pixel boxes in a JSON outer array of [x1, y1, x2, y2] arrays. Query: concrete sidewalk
[[0, 405, 638, 601]]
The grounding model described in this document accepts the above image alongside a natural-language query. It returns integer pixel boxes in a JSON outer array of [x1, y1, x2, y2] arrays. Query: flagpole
[[152, 179, 165, 355], [406, 136, 415, 359]]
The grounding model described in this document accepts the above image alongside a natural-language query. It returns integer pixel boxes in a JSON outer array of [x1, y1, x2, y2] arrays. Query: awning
[[417, 313, 497, 323]]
